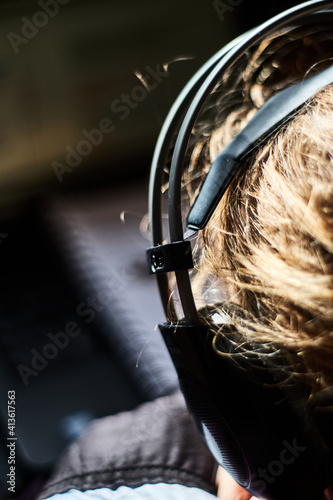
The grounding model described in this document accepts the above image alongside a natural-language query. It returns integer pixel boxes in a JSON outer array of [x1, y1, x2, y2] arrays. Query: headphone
[[147, 1, 333, 498]]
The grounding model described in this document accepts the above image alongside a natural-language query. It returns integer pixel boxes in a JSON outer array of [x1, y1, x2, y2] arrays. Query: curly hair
[[186, 26, 333, 392]]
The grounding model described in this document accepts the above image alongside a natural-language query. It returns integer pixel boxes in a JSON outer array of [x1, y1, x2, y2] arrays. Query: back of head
[[190, 24, 333, 393], [147, 3, 333, 498]]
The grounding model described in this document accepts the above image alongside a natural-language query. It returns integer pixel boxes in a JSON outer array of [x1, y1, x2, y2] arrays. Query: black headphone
[[147, 1, 333, 498]]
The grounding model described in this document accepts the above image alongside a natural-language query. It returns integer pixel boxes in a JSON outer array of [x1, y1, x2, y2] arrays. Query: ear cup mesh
[[179, 378, 250, 487]]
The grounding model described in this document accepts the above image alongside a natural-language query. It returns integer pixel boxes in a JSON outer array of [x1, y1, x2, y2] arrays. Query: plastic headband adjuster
[[146, 240, 193, 274]]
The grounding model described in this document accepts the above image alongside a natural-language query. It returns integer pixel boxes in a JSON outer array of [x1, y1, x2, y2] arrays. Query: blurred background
[[0, 0, 302, 498], [0, 0, 302, 206]]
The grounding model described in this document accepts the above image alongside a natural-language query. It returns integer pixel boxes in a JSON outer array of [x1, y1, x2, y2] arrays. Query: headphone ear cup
[[179, 377, 250, 487], [160, 322, 329, 500]]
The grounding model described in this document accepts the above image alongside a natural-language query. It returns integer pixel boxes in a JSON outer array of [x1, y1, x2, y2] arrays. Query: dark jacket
[[36, 391, 217, 499]]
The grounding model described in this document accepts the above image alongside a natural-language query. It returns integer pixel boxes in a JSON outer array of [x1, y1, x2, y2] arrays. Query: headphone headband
[[188, 63, 333, 231], [146, 2, 333, 498], [148, 0, 333, 322]]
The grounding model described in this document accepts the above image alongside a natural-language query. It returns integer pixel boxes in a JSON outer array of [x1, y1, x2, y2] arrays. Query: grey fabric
[[44, 191, 179, 401], [36, 392, 217, 500]]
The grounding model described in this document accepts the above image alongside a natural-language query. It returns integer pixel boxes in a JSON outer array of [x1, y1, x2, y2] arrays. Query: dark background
[[0, 0, 302, 210]]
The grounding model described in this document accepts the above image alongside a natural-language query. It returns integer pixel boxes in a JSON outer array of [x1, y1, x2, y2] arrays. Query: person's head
[[189, 26, 333, 394], [148, 2, 333, 498]]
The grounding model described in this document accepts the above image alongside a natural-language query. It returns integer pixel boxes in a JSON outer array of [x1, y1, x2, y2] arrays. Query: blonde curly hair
[[186, 26, 333, 392]]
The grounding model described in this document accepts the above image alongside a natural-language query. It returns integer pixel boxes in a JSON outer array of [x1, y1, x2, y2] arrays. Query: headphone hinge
[[146, 241, 193, 274]]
